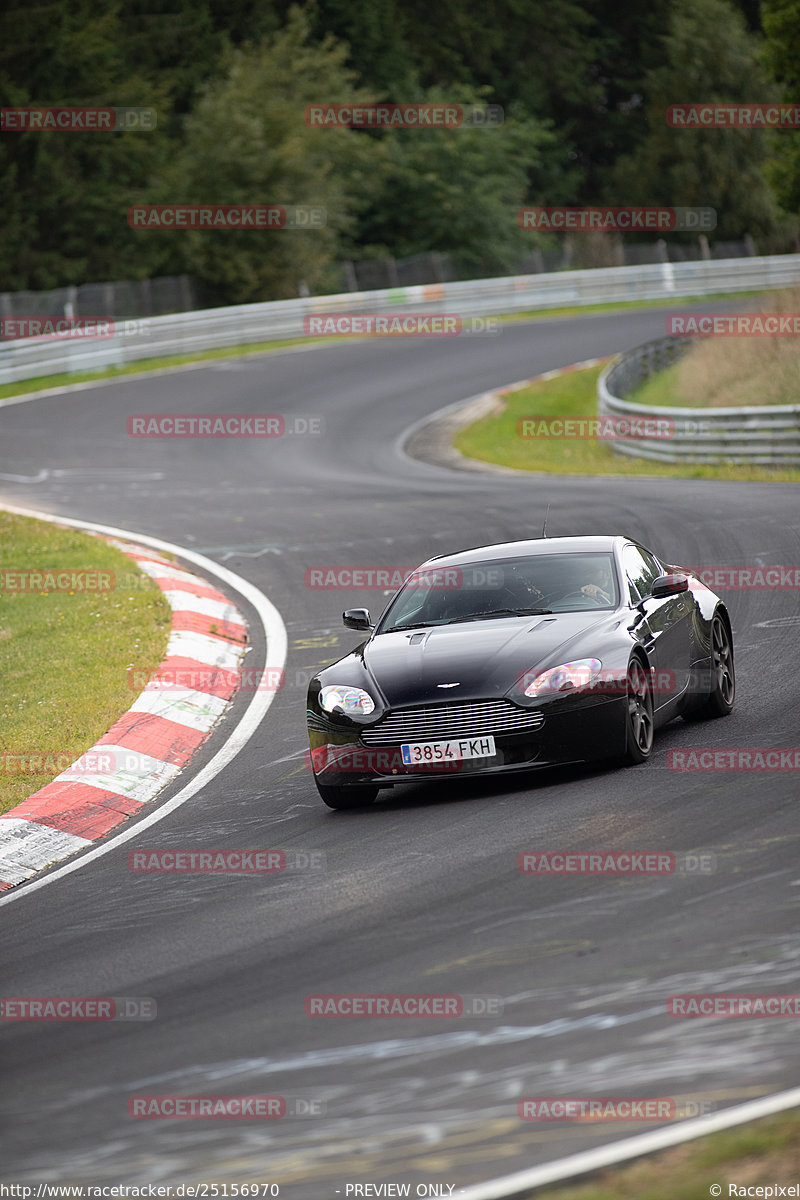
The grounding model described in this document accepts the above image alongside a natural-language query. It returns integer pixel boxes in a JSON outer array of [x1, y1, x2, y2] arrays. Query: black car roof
[[419, 535, 625, 570]]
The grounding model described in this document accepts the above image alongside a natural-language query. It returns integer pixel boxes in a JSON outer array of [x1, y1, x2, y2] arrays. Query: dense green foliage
[[0, 0, 797, 300], [762, 0, 800, 215]]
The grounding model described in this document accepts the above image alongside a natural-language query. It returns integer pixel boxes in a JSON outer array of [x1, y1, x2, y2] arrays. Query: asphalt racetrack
[[2, 305, 800, 1194]]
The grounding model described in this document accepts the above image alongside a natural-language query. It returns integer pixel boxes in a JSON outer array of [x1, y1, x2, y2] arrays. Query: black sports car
[[306, 535, 735, 808]]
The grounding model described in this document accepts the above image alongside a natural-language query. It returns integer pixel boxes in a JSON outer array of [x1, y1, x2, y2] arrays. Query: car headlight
[[319, 685, 376, 715], [523, 658, 602, 698]]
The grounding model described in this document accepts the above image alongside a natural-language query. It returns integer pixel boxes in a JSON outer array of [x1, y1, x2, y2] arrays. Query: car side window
[[640, 547, 664, 580], [623, 545, 660, 602]]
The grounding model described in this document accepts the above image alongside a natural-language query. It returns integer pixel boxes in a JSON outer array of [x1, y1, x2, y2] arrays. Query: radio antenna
[[541, 504, 550, 538]]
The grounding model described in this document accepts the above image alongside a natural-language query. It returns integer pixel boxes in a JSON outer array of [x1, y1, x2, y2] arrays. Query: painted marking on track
[[294, 635, 340, 649], [424, 941, 594, 974]]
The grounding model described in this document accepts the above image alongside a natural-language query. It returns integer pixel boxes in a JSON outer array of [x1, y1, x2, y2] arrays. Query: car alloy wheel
[[623, 658, 654, 764]]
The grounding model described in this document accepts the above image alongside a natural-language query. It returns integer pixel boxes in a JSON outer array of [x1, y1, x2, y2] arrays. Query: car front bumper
[[307, 694, 627, 789]]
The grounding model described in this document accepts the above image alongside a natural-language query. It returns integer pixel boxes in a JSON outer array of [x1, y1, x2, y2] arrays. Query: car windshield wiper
[[445, 607, 552, 623], [381, 620, 449, 633]]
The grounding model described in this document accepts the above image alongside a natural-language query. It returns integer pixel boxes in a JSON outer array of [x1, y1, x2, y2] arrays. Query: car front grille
[[360, 698, 544, 746]]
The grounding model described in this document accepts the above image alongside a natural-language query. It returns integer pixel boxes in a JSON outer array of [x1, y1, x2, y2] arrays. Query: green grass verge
[[628, 363, 684, 409], [538, 1109, 800, 1200], [0, 289, 765, 405], [452, 364, 800, 481], [0, 512, 172, 815]]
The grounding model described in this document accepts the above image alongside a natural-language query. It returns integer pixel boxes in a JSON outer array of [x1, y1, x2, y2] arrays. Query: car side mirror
[[651, 573, 689, 599], [343, 608, 373, 631]]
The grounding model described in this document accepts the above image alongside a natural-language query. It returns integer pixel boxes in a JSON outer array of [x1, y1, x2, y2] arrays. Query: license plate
[[401, 736, 496, 765]]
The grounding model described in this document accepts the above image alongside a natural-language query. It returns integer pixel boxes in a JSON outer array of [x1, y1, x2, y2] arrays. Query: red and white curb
[[0, 537, 249, 891], [493, 354, 614, 397]]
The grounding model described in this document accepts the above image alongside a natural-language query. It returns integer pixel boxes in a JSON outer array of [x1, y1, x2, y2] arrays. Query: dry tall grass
[[675, 286, 800, 407]]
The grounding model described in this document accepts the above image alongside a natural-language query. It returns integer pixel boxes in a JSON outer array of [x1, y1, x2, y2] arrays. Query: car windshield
[[378, 553, 619, 632]]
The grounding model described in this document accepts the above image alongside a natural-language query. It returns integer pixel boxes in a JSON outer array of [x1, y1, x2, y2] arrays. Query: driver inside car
[[580, 560, 613, 605]]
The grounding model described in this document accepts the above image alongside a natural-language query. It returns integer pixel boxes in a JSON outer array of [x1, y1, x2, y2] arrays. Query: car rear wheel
[[315, 782, 379, 809], [684, 614, 735, 721], [621, 658, 654, 764]]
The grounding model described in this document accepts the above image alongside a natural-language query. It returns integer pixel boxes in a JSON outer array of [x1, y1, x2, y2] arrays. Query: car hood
[[363, 612, 616, 707]]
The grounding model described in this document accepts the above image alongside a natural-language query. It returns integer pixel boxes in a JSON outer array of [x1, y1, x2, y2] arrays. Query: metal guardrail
[[598, 337, 800, 465], [1, 253, 800, 388]]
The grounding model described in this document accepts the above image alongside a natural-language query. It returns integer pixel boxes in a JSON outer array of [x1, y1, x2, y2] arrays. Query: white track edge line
[[458, 1086, 800, 1198], [0, 503, 288, 906]]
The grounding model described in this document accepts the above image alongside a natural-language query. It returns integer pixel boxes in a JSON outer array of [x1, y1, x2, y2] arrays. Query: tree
[[291, 0, 674, 203], [352, 88, 552, 277], [0, 0, 172, 290], [158, 7, 380, 301], [762, 0, 800, 216], [610, 0, 779, 240]]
